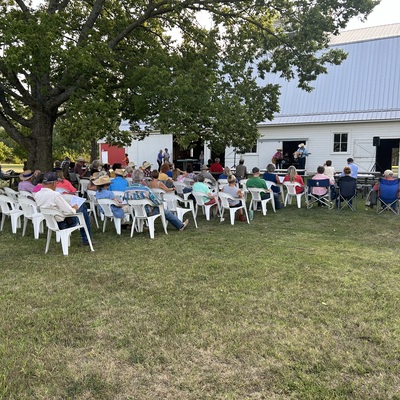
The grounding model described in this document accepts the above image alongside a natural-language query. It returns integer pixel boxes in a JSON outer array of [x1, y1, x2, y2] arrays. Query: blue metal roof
[[260, 24, 400, 125]]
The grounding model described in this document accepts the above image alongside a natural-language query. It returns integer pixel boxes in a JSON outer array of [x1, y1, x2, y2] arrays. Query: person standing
[[272, 148, 284, 169], [122, 153, 129, 166], [235, 159, 247, 181], [294, 143, 309, 171], [342, 158, 358, 178], [163, 148, 170, 163], [199, 151, 204, 167], [157, 150, 163, 171]]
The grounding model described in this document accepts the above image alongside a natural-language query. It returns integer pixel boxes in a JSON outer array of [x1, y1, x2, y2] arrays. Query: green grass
[[1, 200, 400, 399]]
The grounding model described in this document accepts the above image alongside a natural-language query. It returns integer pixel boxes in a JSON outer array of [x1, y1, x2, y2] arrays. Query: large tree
[[0, 0, 378, 170]]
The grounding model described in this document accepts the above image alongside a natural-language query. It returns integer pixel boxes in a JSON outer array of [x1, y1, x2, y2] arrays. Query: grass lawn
[[1, 198, 400, 399]]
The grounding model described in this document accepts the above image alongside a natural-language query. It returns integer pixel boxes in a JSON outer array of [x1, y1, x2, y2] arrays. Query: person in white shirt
[[34, 172, 93, 245], [323, 160, 335, 181]]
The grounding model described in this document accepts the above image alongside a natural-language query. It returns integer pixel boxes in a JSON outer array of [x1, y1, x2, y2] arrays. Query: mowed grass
[[1, 199, 400, 399]]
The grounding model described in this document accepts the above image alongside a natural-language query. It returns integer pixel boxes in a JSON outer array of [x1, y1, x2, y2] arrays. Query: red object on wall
[[99, 144, 126, 166]]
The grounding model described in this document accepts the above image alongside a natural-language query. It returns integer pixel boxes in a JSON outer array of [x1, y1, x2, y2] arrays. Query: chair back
[[0, 194, 18, 212], [379, 178, 399, 203], [183, 178, 195, 187], [18, 197, 40, 218], [112, 190, 125, 202], [192, 191, 207, 206], [218, 192, 233, 210], [163, 193, 181, 212], [127, 198, 152, 218], [338, 177, 357, 198], [283, 182, 301, 195], [173, 181, 186, 195], [40, 208, 63, 232], [247, 188, 265, 201], [307, 179, 330, 189], [4, 187, 19, 201], [79, 179, 90, 196], [87, 190, 98, 204], [97, 199, 116, 218]]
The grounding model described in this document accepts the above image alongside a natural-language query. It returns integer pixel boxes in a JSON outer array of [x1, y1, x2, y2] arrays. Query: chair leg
[[114, 218, 122, 235], [148, 220, 155, 239], [60, 233, 70, 256], [22, 217, 28, 237], [45, 230, 52, 254], [229, 210, 235, 225]]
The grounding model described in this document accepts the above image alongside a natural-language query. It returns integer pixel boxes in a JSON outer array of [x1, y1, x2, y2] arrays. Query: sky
[[345, 0, 400, 30]]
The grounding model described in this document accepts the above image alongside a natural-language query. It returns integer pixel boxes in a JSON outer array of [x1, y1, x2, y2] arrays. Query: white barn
[[225, 23, 400, 174]]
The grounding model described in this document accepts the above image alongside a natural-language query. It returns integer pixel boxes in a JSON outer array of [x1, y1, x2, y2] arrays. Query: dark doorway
[[173, 138, 203, 171], [282, 140, 307, 169], [376, 139, 399, 172]]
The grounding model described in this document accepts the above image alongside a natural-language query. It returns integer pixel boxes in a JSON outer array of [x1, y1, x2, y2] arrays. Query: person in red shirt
[[209, 158, 224, 173], [283, 166, 305, 194]]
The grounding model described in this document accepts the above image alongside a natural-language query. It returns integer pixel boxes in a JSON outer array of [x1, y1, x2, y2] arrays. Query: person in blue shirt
[[346, 158, 359, 178], [124, 170, 189, 231], [294, 143, 309, 170], [109, 169, 128, 192], [94, 175, 128, 219]]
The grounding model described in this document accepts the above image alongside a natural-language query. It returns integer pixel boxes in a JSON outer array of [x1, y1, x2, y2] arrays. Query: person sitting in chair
[[34, 172, 93, 246], [310, 166, 334, 207]]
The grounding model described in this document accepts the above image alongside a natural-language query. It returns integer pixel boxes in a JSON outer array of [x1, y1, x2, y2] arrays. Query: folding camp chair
[[337, 176, 357, 211], [376, 178, 399, 214], [305, 179, 333, 209]]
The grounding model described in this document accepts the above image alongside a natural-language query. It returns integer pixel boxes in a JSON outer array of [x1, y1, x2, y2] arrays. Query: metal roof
[[261, 23, 400, 126]]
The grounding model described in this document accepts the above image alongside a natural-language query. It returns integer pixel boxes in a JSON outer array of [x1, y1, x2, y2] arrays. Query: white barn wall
[[225, 120, 400, 174], [126, 133, 173, 168]]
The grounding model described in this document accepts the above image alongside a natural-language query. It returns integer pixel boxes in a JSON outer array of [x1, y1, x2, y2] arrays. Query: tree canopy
[[0, 0, 378, 170]]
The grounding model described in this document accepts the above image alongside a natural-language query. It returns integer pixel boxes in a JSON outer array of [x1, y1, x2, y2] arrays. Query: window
[[333, 132, 348, 152]]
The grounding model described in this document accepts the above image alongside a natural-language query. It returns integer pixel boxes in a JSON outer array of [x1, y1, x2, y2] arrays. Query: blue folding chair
[[337, 176, 357, 211], [377, 178, 399, 214], [306, 179, 333, 209]]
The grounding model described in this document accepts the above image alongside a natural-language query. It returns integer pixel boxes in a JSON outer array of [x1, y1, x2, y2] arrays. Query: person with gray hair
[[125, 169, 189, 231]]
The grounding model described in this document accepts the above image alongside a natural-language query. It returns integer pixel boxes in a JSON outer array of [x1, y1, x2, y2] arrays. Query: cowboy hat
[[201, 164, 209, 170], [93, 175, 111, 186], [114, 169, 126, 177], [76, 156, 87, 162], [19, 170, 34, 181], [142, 161, 152, 169], [298, 143, 305, 148]]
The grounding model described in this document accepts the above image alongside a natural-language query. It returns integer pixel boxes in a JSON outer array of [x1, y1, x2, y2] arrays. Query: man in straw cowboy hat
[[293, 143, 309, 171], [74, 156, 89, 178], [34, 172, 93, 246]]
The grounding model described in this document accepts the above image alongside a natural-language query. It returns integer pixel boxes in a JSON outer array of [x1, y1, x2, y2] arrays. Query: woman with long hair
[[283, 166, 305, 194]]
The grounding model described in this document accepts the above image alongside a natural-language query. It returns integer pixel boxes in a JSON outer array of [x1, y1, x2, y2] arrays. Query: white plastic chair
[[127, 198, 168, 239], [40, 208, 94, 256], [0, 194, 23, 233], [18, 190, 32, 199], [217, 179, 228, 191], [97, 198, 129, 235], [86, 190, 100, 228], [4, 187, 19, 202], [79, 179, 90, 197], [173, 181, 191, 200], [191, 191, 219, 221], [18, 197, 44, 239], [283, 182, 305, 208], [218, 192, 249, 225], [150, 188, 166, 201], [164, 193, 198, 228], [247, 188, 275, 215], [112, 191, 125, 202]]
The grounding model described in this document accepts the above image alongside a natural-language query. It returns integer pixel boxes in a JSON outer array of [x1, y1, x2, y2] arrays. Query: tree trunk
[[90, 138, 98, 163], [26, 111, 57, 172]]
